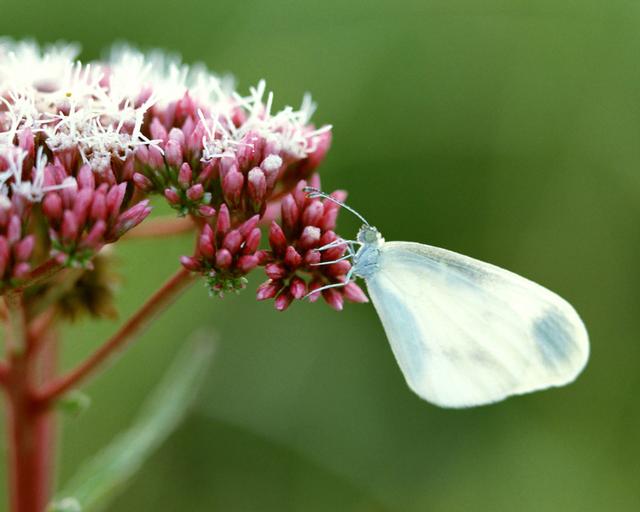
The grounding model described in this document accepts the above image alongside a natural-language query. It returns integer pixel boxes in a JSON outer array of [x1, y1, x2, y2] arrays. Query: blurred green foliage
[[1, 0, 640, 510]]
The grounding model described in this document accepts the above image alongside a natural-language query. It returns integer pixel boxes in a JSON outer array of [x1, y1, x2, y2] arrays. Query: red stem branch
[[0, 361, 8, 387], [12, 259, 62, 293], [36, 267, 197, 406], [123, 216, 196, 239]]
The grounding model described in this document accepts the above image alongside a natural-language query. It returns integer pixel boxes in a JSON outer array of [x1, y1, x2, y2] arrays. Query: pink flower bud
[[216, 204, 231, 236], [322, 288, 344, 311], [178, 163, 193, 188], [243, 228, 261, 254], [268, 221, 287, 256], [198, 231, 216, 259], [284, 246, 302, 268], [106, 183, 127, 219], [133, 172, 153, 191], [164, 188, 180, 205], [222, 230, 243, 255], [236, 133, 258, 168], [13, 235, 35, 262], [175, 94, 197, 123], [289, 276, 307, 299], [299, 226, 321, 249], [257, 280, 280, 300], [307, 279, 323, 303], [293, 181, 307, 209], [222, 171, 244, 206], [121, 156, 135, 181], [237, 254, 259, 273], [198, 236, 216, 260], [274, 290, 293, 311], [322, 233, 344, 261], [304, 250, 322, 266], [90, 191, 108, 221], [135, 145, 150, 166], [344, 282, 369, 303], [43, 193, 63, 222], [187, 121, 206, 153], [148, 145, 164, 169], [302, 201, 324, 227], [113, 200, 152, 238], [165, 139, 183, 167], [265, 262, 287, 280], [73, 188, 94, 227], [61, 210, 79, 241], [42, 165, 57, 188], [186, 183, 204, 202], [215, 248, 232, 269], [281, 195, 299, 233], [198, 205, 216, 217], [238, 215, 260, 238], [84, 220, 107, 248], [7, 215, 21, 244], [201, 223, 215, 243], [181, 117, 195, 140], [180, 255, 201, 272], [150, 118, 168, 143], [198, 162, 217, 184], [219, 157, 237, 180], [77, 164, 95, 189], [247, 167, 266, 206], [255, 250, 270, 265], [326, 260, 351, 277], [168, 127, 185, 145]]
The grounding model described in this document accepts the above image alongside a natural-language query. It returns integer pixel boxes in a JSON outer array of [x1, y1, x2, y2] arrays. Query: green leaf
[[51, 333, 216, 512]]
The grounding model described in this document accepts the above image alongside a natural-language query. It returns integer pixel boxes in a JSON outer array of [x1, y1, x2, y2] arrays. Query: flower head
[[0, 39, 362, 313], [257, 178, 368, 311], [179, 204, 264, 296]]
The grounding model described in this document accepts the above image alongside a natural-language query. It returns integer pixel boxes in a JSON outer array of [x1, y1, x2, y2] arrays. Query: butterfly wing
[[365, 241, 589, 408]]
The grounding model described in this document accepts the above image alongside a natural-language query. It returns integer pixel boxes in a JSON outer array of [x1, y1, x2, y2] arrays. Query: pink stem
[[123, 216, 196, 239], [36, 267, 197, 405], [3, 292, 52, 512]]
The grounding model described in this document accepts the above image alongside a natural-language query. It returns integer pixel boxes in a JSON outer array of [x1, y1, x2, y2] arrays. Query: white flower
[[106, 45, 235, 110], [0, 40, 157, 173], [0, 145, 75, 204], [200, 79, 331, 163], [235, 80, 331, 159]]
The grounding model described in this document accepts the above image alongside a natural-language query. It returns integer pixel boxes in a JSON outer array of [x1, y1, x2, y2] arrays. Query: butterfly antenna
[[303, 187, 370, 226]]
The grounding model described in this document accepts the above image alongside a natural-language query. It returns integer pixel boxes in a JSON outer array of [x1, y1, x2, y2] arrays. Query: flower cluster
[[180, 204, 264, 296], [0, 39, 364, 311], [257, 179, 368, 311]]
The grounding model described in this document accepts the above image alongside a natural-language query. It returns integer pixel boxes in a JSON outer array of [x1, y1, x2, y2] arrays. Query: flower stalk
[[3, 290, 51, 512]]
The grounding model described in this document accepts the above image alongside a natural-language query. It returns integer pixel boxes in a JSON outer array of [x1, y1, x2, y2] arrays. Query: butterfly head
[[357, 225, 383, 246]]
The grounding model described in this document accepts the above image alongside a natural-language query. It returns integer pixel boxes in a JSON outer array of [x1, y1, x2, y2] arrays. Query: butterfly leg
[[303, 268, 355, 300]]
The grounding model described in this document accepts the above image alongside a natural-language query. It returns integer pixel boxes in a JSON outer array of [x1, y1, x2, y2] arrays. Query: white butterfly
[[306, 188, 589, 408]]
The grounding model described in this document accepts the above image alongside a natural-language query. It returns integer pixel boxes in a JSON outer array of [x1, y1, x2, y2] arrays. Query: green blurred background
[[2, 0, 640, 510]]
